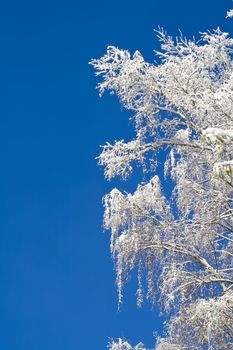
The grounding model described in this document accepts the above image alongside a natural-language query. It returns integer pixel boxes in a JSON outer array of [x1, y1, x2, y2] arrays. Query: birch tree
[[91, 19, 233, 350]]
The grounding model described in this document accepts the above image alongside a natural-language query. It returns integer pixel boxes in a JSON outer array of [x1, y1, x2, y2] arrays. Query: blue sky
[[0, 1, 232, 349]]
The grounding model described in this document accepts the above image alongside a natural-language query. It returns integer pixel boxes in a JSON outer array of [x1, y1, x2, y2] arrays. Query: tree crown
[[91, 26, 233, 350]]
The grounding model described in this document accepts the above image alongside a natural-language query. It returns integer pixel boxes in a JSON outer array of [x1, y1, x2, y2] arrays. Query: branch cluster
[[91, 28, 233, 350]]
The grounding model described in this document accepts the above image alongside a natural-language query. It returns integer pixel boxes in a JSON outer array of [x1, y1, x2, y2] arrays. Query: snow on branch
[[108, 339, 146, 350], [226, 9, 233, 18], [103, 176, 172, 305], [165, 293, 233, 349], [202, 127, 233, 144], [214, 160, 233, 177], [98, 139, 146, 180], [92, 25, 233, 350]]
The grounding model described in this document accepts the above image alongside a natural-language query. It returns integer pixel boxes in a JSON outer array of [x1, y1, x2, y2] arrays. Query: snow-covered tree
[[91, 18, 233, 350]]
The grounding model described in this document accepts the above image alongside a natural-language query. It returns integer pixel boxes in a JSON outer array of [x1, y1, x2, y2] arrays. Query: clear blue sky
[[0, 1, 232, 349]]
